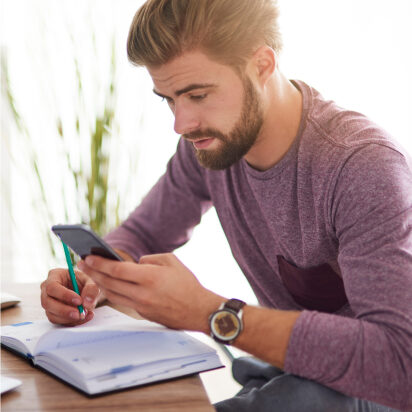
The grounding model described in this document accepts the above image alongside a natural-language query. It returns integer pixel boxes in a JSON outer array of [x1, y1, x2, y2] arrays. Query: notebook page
[[40, 328, 217, 379], [1, 320, 62, 356], [35, 306, 166, 354]]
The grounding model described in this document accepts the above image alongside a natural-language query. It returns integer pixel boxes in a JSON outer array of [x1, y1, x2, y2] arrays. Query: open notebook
[[0, 306, 223, 395]]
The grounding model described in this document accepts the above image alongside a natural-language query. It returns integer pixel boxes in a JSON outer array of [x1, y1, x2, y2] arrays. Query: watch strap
[[224, 298, 246, 313]]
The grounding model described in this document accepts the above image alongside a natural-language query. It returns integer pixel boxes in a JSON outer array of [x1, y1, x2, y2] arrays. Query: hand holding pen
[[40, 248, 101, 325]]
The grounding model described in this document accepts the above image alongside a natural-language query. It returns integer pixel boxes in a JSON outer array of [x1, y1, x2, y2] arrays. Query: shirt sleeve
[[104, 138, 212, 262], [284, 144, 412, 410]]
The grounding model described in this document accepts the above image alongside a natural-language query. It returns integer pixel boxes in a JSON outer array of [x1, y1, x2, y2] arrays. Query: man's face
[[148, 51, 264, 170]]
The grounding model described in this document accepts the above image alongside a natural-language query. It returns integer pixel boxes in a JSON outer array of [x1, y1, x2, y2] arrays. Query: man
[[41, 1, 412, 411]]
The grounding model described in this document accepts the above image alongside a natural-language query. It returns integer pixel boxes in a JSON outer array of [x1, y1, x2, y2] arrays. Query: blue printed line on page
[[11, 322, 33, 327], [110, 365, 134, 374]]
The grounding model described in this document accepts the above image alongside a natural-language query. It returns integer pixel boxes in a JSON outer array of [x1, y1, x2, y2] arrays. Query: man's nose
[[173, 104, 200, 135]]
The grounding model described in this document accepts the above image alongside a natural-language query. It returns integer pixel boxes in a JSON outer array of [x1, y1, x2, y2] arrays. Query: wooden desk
[[1, 283, 214, 411]]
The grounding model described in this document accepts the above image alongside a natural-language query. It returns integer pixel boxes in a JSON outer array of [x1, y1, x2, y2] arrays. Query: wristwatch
[[209, 298, 246, 345]]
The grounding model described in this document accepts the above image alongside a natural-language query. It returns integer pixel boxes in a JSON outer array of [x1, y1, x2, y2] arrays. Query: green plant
[[57, 38, 118, 236], [1, 21, 131, 263]]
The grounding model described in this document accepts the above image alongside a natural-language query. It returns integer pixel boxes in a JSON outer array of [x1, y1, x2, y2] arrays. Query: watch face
[[211, 310, 241, 341]]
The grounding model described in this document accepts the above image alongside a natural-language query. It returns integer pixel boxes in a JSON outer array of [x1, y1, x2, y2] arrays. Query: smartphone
[[51, 224, 123, 261]]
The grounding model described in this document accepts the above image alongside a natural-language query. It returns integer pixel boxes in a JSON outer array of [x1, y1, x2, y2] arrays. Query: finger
[[73, 269, 95, 288], [88, 270, 140, 300], [101, 287, 140, 312], [80, 256, 156, 283], [81, 280, 101, 310], [83, 255, 121, 275], [46, 307, 94, 326], [42, 278, 84, 307], [139, 253, 175, 265], [43, 267, 92, 294], [43, 268, 72, 289], [42, 293, 87, 323]]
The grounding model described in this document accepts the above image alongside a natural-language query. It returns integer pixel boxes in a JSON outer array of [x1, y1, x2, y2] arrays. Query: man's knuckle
[[45, 282, 54, 296], [47, 268, 59, 278], [112, 264, 123, 278], [138, 291, 152, 307]]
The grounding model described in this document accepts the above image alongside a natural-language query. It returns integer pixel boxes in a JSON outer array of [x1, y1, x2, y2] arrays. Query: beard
[[183, 76, 264, 170]]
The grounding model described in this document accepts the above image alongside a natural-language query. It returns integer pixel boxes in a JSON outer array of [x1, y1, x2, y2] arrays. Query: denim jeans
[[214, 357, 402, 412]]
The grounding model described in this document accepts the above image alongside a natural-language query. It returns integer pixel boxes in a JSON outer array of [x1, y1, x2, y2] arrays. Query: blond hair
[[127, 0, 282, 69]]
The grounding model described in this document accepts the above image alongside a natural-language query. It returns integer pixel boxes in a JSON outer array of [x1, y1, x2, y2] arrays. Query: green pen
[[62, 241, 84, 315]]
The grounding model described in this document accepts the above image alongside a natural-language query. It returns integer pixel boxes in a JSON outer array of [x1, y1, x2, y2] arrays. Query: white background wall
[[1, 1, 411, 308]]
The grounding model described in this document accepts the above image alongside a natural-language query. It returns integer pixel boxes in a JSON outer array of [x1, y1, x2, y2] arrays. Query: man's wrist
[[201, 296, 227, 335]]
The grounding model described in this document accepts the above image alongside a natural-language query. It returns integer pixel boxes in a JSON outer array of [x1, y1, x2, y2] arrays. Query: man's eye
[[190, 94, 207, 101]]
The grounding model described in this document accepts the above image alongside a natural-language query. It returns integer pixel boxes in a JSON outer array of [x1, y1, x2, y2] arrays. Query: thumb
[[81, 279, 101, 310]]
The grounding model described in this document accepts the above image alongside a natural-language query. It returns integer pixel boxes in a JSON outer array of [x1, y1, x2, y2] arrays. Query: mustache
[[183, 128, 226, 141]]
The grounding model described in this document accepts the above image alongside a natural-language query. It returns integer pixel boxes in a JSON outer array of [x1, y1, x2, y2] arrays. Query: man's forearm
[[235, 306, 301, 369]]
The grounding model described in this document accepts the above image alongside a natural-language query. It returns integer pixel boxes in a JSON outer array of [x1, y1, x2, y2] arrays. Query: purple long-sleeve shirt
[[105, 80, 412, 410]]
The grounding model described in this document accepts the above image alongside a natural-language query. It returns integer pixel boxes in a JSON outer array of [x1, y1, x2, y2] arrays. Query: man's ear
[[250, 46, 276, 87]]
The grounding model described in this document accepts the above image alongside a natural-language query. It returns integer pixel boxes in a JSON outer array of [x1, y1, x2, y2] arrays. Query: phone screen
[[51, 224, 123, 261]]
